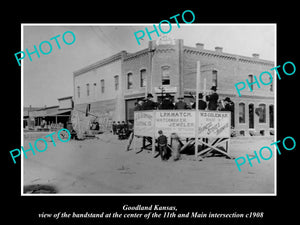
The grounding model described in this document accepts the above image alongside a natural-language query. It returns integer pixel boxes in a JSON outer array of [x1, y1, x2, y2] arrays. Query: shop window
[[249, 103, 254, 129], [239, 103, 245, 123], [259, 103, 266, 123], [269, 105, 274, 128], [127, 73, 133, 89]]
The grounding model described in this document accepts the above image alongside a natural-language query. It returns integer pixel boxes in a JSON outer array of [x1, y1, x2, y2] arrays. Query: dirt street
[[23, 132, 275, 194]]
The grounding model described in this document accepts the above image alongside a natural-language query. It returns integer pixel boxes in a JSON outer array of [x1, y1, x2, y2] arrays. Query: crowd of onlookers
[[133, 86, 234, 118], [111, 121, 133, 139]]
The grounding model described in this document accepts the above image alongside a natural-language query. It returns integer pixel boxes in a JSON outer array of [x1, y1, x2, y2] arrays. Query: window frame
[[114, 75, 119, 91], [100, 79, 105, 93], [161, 65, 170, 86], [239, 102, 246, 124], [86, 83, 90, 96], [140, 69, 146, 88], [127, 72, 133, 89]]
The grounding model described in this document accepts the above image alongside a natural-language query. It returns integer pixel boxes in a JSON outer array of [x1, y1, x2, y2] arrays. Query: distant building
[[73, 38, 274, 136], [24, 96, 73, 130]]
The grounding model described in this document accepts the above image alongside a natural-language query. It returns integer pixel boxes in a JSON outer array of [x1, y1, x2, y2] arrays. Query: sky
[[23, 24, 275, 107]]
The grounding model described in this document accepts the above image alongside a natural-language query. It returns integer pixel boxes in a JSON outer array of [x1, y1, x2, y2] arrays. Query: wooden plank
[[179, 139, 194, 152], [197, 138, 231, 158]]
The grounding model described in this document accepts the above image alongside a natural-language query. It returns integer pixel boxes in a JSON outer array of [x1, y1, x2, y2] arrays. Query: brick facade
[[73, 38, 274, 135]]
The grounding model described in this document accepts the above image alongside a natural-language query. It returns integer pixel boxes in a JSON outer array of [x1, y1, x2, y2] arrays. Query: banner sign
[[198, 111, 231, 138], [134, 111, 154, 136], [154, 111, 195, 138], [134, 110, 231, 138]]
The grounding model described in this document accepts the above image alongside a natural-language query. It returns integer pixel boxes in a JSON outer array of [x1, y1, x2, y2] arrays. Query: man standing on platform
[[206, 86, 219, 110], [159, 93, 174, 110], [192, 93, 207, 110], [175, 96, 190, 109], [142, 93, 158, 110]]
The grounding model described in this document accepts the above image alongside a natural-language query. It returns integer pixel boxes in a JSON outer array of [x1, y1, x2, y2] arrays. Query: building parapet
[[73, 51, 126, 77], [183, 46, 274, 66], [123, 48, 150, 62]]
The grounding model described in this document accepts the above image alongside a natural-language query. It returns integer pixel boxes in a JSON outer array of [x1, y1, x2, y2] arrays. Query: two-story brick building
[[73, 37, 274, 136]]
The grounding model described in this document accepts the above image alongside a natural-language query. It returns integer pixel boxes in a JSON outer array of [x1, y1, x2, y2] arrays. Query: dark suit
[[159, 99, 174, 109], [192, 99, 207, 110], [206, 93, 219, 110], [142, 100, 158, 110], [157, 135, 168, 160], [175, 101, 189, 109]]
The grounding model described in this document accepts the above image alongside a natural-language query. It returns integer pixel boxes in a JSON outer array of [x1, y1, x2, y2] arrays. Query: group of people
[[134, 86, 234, 114], [126, 86, 235, 158], [157, 130, 181, 161], [112, 121, 132, 139]]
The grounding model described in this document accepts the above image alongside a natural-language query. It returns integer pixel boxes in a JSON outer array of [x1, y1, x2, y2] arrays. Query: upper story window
[[140, 69, 146, 87], [114, 75, 119, 91], [86, 84, 90, 96], [77, 86, 80, 98], [161, 66, 170, 85], [101, 79, 105, 93], [93, 83, 96, 97], [248, 74, 254, 91], [127, 73, 133, 89], [212, 70, 218, 88], [270, 77, 273, 92]]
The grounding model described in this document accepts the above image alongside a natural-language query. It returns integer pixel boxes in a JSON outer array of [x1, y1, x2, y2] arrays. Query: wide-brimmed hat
[[198, 93, 203, 98], [147, 93, 153, 98], [224, 97, 231, 102]]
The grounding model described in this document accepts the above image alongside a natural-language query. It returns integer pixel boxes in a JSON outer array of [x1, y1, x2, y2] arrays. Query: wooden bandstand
[[129, 110, 232, 160]]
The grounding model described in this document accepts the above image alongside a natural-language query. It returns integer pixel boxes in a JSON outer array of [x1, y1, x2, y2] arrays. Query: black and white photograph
[[5, 6, 298, 225], [22, 24, 276, 195]]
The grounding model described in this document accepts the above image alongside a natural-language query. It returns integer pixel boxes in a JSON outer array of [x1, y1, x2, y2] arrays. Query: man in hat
[[134, 100, 144, 111], [159, 93, 174, 110], [175, 96, 190, 109], [192, 93, 207, 110], [206, 86, 219, 110], [142, 93, 158, 110], [157, 130, 168, 161], [224, 97, 235, 128]]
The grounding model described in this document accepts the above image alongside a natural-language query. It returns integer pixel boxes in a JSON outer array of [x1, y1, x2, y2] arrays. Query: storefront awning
[[46, 109, 71, 117]]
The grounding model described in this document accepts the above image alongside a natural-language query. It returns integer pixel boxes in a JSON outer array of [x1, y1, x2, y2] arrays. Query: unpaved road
[[23, 132, 275, 194]]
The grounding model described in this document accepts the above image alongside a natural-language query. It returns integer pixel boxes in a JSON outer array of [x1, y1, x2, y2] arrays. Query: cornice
[[183, 46, 274, 66], [73, 51, 125, 77]]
